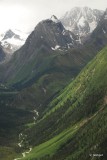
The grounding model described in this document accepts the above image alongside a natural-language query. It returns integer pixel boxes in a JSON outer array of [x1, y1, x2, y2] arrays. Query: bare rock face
[[60, 7, 104, 43], [30, 15, 78, 52], [88, 9, 107, 49]]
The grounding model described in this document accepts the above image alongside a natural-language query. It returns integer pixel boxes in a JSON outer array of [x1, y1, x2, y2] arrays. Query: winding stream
[[14, 109, 39, 160]]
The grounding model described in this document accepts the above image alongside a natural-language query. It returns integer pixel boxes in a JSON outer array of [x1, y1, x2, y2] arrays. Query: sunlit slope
[[23, 46, 107, 160]]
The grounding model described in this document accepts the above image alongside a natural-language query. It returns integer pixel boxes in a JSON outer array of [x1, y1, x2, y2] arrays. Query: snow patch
[[12, 29, 28, 40], [78, 16, 86, 27], [51, 15, 60, 23], [51, 47, 55, 50], [0, 29, 29, 54], [51, 45, 60, 50], [2, 36, 25, 46], [55, 45, 60, 49]]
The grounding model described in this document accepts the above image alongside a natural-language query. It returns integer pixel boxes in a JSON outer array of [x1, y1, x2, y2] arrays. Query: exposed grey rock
[[60, 7, 104, 43]]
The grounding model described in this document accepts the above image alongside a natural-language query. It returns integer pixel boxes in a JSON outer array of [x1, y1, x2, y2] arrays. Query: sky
[[0, 0, 107, 33]]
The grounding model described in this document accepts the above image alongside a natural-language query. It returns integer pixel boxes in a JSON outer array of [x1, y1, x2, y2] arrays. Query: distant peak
[[6, 29, 14, 34], [50, 15, 60, 23]]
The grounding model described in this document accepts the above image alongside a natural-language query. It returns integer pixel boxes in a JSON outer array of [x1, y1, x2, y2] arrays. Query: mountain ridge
[[60, 7, 104, 43]]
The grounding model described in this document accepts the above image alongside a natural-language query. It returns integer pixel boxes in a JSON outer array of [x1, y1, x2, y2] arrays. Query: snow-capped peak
[[0, 29, 29, 54], [60, 7, 104, 43], [50, 15, 60, 23], [11, 29, 28, 40]]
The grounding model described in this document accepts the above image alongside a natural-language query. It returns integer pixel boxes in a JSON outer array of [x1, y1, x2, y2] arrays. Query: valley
[[0, 5, 107, 160]]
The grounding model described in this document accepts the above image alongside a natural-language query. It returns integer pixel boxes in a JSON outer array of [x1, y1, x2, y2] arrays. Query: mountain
[[21, 45, 107, 160], [0, 15, 83, 87], [0, 11, 107, 112], [0, 11, 107, 160], [31, 15, 78, 51], [0, 15, 101, 112], [0, 29, 28, 55], [60, 7, 104, 43]]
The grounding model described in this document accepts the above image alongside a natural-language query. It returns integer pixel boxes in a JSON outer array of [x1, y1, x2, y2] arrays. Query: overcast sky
[[0, 0, 107, 33]]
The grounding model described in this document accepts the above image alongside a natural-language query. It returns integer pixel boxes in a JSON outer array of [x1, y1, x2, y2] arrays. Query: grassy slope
[[1, 47, 90, 113], [0, 41, 98, 160], [22, 46, 107, 160]]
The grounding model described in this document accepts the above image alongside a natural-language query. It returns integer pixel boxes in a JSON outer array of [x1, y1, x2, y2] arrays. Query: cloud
[[0, 0, 106, 33]]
